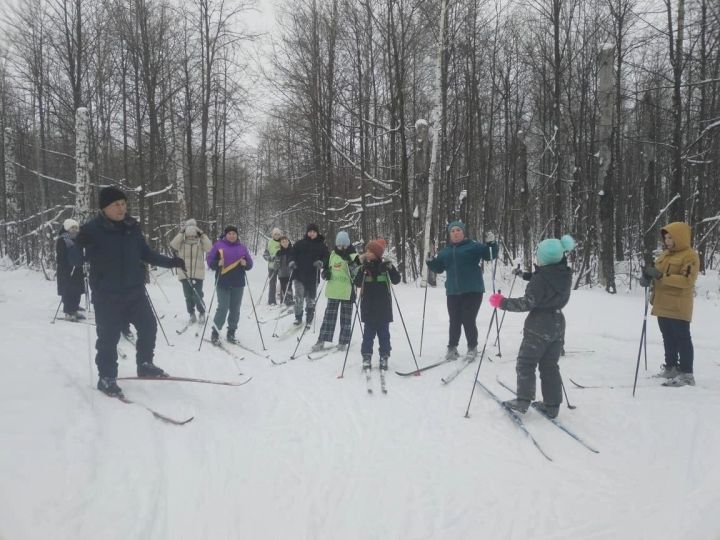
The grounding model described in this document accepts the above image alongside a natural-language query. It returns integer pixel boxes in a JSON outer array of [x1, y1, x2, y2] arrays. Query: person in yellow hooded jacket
[[640, 221, 699, 387]]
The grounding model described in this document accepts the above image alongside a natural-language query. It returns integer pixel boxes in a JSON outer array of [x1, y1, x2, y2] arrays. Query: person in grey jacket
[[489, 234, 576, 418]]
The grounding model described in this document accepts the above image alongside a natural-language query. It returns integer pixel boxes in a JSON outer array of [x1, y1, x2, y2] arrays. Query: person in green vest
[[263, 227, 282, 305], [312, 231, 360, 352]]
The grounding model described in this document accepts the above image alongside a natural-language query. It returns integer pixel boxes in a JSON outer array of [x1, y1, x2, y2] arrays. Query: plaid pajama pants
[[318, 299, 354, 344]]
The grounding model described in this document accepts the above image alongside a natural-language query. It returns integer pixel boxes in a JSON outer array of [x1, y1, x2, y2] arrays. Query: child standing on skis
[[488, 234, 576, 418], [276, 236, 294, 306], [353, 239, 400, 372], [313, 231, 360, 352]]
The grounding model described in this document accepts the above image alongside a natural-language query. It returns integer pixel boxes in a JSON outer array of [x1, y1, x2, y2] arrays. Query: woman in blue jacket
[[426, 221, 498, 361]]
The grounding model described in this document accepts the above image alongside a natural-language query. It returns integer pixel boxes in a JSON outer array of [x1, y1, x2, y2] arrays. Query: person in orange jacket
[[641, 221, 700, 387]]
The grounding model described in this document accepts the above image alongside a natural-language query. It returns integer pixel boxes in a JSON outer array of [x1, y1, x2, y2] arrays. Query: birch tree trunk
[[422, 0, 448, 284], [74, 107, 91, 223], [4, 127, 20, 262], [597, 46, 616, 293]]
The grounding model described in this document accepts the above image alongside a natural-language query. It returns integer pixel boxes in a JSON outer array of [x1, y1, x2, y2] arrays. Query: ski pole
[[338, 279, 364, 378], [289, 278, 326, 359], [490, 243, 502, 357], [464, 306, 500, 418], [198, 271, 221, 351], [51, 297, 63, 323], [385, 270, 421, 373], [149, 268, 171, 303], [272, 269, 295, 337], [560, 376, 576, 410], [494, 266, 520, 347], [346, 262, 363, 338], [632, 284, 650, 397], [419, 279, 429, 357], [257, 269, 272, 305], [244, 272, 267, 350], [145, 287, 172, 347]]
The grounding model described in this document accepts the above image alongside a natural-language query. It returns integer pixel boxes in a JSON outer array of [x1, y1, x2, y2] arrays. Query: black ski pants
[[446, 292, 483, 349], [657, 317, 694, 374], [516, 332, 563, 407], [94, 287, 157, 378]]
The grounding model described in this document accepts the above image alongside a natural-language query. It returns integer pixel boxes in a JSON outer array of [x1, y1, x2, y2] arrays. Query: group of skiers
[[55, 185, 700, 411]]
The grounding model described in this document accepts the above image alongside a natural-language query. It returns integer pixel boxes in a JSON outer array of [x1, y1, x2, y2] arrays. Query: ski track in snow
[[2, 265, 720, 539]]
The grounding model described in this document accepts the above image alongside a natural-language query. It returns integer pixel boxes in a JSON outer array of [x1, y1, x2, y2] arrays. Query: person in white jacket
[[169, 219, 213, 322]]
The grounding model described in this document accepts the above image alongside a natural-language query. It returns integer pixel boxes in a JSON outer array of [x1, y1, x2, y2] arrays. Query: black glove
[[322, 268, 331, 280], [381, 261, 394, 273], [512, 267, 524, 276], [171, 256, 186, 272], [639, 276, 650, 288], [288, 260, 297, 271], [643, 266, 662, 280], [313, 260, 324, 269]]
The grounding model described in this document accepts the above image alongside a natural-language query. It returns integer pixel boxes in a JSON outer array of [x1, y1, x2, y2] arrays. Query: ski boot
[[531, 401, 559, 418], [198, 312, 206, 323], [137, 362, 168, 378], [293, 318, 303, 327], [226, 330, 238, 344], [74, 311, 86, 320], [189, 313, 197, 324], [503, 399, 530, 414], [663, 372, 696, 387], [379, 355, 389, 371], [362, 354, 372, 371], [97, 376, 123, 397], [337, 343, 348, 352], [211, 328, 220, 344], [311, 341, 325, 352], [465, 346, 478, 362], [445, 346, 460, 361], [654, 364, 680, 379], [64, 313, 79, 322]]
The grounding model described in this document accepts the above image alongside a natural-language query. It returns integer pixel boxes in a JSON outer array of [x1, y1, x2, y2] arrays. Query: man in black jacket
[[78, 186, 185, 396], [289, 223, 329, 327]]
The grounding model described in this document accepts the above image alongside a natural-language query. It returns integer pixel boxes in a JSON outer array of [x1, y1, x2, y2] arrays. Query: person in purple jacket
[[206, 225, 254, 344]]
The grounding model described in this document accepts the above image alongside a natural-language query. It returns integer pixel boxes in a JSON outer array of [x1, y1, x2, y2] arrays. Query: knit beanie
[[447, 220, 466, 234], [536, 234, 576, 266], [99, 186, 127, 209], [63, 218, 79, 231], [184, 219, 198, 237], [365, 239, 385, 260], [224, 225, 239, 236], [335, 231, 351, 247], [306, 223, 319, 234], [271, 227, 282, 240]]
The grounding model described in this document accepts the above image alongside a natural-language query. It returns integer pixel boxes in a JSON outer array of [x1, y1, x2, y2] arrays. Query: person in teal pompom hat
[[426, 220, 499, 361], [488, 234, 576, 418]]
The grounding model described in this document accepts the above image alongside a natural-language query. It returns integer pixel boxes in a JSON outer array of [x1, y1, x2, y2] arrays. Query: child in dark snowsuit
[[489, 234, 576, 418], [353, 239, 400, 371], [276, 236, 294, 306], [56, 218, 86, 320]]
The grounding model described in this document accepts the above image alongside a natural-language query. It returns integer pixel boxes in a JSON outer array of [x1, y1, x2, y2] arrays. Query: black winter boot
[[211, 328, 220, 344], [532, 401, 559, 418], [379, 356, 389, 371], [137, 362, 168, 378], [362, 354, 372, 371], [503, 399, 530, 414], [97, 376, 123, 397], [227, 329, 238, 344]]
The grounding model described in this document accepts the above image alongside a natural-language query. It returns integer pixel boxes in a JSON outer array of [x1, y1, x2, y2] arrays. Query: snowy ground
[[1, 258, 720, 540]]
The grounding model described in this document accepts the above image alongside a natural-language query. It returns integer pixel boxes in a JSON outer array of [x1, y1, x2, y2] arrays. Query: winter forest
[[0, 0, 718, 285]]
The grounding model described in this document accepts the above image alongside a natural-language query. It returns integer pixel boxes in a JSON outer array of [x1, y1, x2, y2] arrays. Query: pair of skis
[[365, 367, 387, 394], [475, 377, 599, 460], [106, 374, 252, 425]]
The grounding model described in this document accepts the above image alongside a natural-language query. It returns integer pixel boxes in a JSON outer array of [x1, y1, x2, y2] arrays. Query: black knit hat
[[99, 186, 127, 209], [306, 223, 319, 234], [224, 225, 239, 235]]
